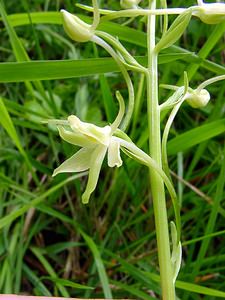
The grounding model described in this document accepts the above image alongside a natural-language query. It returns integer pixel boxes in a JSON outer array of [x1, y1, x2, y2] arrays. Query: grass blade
[[167, 119, 225, 155], [0, 173, 86, 230], [78, 229, 112, 299]]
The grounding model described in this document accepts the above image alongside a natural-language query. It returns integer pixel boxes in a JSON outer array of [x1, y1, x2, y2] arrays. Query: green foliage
[[0, 0, 225, 299]]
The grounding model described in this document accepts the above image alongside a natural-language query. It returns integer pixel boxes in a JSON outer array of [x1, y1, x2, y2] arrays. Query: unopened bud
[[186, 88, 210, 108], [61, 9, 93, 42], [120, 0, 141, 9], [193, 3, 225, 24]]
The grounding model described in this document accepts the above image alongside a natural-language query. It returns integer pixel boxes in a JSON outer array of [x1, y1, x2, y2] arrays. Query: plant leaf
[[155, 10, 192, 53], [167, 119, 225, 155], [41, 277, 93, 290]]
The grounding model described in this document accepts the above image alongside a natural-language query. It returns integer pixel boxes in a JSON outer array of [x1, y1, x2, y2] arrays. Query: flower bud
[[193, 3, 225, 24], [120, 0, 141, 9], [61, 9, 93, 42], [185, 88, 210, 108]]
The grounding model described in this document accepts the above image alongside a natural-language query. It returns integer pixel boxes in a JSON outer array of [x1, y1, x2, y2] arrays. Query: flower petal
[[58, 126, 94, 147], [82, 145, 107, 204], [110, 91, 125, 132], [53, 147, 95, 176], [107, 137, 122, 167], [68, 115, 111, 145]]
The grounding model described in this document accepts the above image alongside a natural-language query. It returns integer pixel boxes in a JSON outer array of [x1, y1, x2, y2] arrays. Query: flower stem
[[146, 1, 175, 298], [116, 137, 177, 204], [91, 35, 134, 131], [197, 74, 225, 91], [162, 100, 184, 178], [116, 137, 180, 238], [100, 8, 187, 22]]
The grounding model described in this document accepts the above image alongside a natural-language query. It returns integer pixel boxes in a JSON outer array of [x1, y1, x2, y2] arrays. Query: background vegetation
[[0, 0, 225, 298]]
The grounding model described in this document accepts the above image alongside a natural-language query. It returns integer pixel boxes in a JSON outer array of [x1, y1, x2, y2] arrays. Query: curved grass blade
[[146, 272, 225, 297], [78, 229, 112, 299], [167, 119, 225, 155], [0, 97, 39, 184], [41, 277, 93, 290], [0, 173, 86, 230], [30, 247, 69, 297]]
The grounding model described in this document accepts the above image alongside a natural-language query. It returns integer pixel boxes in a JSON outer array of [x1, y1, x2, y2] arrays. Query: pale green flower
[[193, 3, 225, 24], [53, 92, 124, 204]]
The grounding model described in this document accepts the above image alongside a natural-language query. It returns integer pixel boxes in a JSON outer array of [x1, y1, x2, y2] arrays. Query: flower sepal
[[61, 9, 93, 42]]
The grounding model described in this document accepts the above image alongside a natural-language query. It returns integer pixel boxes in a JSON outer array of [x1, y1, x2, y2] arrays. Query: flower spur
[[52, 91, 125, 204]]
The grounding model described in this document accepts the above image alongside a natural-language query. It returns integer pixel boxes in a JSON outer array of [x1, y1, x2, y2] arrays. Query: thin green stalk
[[197, 74, 225, 91], [146, 1, 175, 298], [91, 35, 134, 131], [115, 136, 180, 234], [100, 8, 187, 22], [162, 100, 184, 178], [116, 138, 177, 204]]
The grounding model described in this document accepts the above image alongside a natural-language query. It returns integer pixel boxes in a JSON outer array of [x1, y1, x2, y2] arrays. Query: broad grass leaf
[[167, 119, 225, 155]]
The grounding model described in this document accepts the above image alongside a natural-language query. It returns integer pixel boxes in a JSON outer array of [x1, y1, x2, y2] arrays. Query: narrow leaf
[[167, 119, 225, 155], [0, 54, 194, 83], [79, 229, 112, 299], [146, 272, 225, 297], [0, 173, 86, 230], [155, 10, 192, 52], [0, 97, 24, 155], [30, 247, 69, 297], [41, 277, 93, 290]]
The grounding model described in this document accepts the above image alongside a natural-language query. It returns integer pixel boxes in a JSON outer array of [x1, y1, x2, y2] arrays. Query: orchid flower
[[50, 93, 180, 235], [52, 91, 125, 204]]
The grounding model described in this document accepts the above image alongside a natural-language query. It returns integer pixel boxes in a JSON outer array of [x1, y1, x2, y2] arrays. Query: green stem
[[197, 74, 225, 91], [95, 31, 141, 68], [100, 8, 187, 22], [162, 100, 184, 178], [91, 35, 134, 131], [146, 1, 175, 299], [116, 136, 180, 243]]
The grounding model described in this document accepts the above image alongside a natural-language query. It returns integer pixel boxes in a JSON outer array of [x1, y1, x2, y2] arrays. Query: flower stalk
[[146, 0, 176, 298]]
